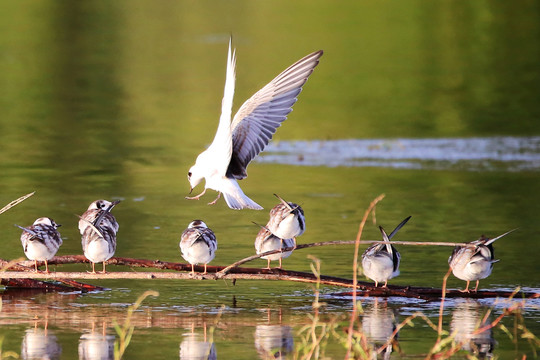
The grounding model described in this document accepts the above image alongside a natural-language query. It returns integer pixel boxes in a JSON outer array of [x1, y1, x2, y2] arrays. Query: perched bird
[[266, 194, 305, 241], [79, 199, 120, 274], [180, 220, 218, 275], [361, 216, 411, 287], [254, 226, 295, 269], [186, 39, 323, 210], [16, 217, 63, 273], [448, 229, 515, 292]]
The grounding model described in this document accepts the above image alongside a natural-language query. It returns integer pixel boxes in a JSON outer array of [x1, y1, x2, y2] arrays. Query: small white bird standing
[[448, 229, 514, 292], [361, 216, 411, 287], [186, 39, 323, 210], [266, 194, 305, 241], [254, 226, 296, 269], [79, 199, 120, 274], [16, 217, 63, 273], [180, 220, 218, 275]]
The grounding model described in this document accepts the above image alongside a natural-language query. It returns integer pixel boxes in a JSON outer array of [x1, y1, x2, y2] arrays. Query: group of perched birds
[[360, 216, 514, 292], [17, 200, 120, 274], [14, 39, 514, 292], [15, 195, 513, 292], [180, 193, 306, 274]]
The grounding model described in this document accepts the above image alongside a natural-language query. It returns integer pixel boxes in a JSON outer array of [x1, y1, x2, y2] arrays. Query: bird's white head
[[88, 199, 121, 211], [188, 220, 207, 229], [33, 217, 61, 228], [187, 165, 204, 193]]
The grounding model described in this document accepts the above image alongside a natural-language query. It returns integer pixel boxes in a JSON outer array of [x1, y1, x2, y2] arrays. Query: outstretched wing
[[205, 39, 237, 177], [226, 50, 323, 179]]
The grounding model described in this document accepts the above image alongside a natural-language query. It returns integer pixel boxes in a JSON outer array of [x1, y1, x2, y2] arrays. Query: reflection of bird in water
[[362, 216, 411, 287], [361, 299, 398, 359], [78, 322, 115, 360], [254, 325, 294, 360], [450, 299, 495, 358], [21, 325, 62, 360], [448, 229, 514, 292], [179, 323, 216, 360], [254, 226, 295, 269]]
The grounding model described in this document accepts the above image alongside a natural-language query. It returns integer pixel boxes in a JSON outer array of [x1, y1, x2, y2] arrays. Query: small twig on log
[[217, 246, 298, 276], [0, 192, 35, 215], [216, 239, 471, 277]]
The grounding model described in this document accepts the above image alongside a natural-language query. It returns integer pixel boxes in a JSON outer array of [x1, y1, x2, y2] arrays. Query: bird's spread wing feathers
[[207, 39, 237, 177], [226, 50, 323, 179]]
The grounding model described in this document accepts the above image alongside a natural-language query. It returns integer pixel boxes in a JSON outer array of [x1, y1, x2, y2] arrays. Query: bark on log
[[0, 259, 104, 292], [1, 255, 538, 300]]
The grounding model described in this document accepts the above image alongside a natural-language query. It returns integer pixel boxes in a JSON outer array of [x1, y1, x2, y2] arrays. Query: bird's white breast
[[84, 238, 114, 263], [181, 241, 215, 265], [24, 241, 57, 261], [362, 253, 398, 283]]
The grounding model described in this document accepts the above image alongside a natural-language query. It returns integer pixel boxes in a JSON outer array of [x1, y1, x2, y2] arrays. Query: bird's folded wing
[[227, 50, 323, 179]]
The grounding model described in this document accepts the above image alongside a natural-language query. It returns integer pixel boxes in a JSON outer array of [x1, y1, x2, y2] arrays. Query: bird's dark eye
[[188, 172, 192, 179]]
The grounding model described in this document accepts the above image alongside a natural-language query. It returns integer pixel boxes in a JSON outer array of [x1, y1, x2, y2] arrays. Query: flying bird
[[180, 220, 218, 275], [79, 199, 120, 273], [448, 229, 515, 292], [361, 216, 411, 287], [186, 40, 323, 210], [16, 217, 63, 273]]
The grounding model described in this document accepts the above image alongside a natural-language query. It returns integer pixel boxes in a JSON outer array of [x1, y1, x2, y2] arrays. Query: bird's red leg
[[185, 188, 207, 201], [208, 192, 221, 205]]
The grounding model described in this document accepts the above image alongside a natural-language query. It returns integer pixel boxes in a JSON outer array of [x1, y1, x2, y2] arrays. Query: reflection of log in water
[[450, 299, 495, 358]]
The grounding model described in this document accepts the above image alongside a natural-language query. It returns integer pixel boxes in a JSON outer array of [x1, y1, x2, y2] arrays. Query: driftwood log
[[1, 255, 538, 300]]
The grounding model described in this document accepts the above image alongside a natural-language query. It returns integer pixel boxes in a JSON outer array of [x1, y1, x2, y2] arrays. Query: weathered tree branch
[[0, 259, 103, 292], [2, 255, 538, 299], [0, 192, 34, 215]]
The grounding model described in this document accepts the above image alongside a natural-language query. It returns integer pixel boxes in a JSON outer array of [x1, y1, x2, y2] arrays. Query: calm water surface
[[1, 1, 539, 359]]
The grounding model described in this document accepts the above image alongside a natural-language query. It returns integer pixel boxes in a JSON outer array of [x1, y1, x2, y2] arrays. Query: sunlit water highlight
[[258, 136, 540, 171]]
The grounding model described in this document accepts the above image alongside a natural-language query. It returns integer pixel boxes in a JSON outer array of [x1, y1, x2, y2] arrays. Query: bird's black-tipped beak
[[188, 187, 193, 195], [57, 224, 62, 227], [107, 200, 121, 211]]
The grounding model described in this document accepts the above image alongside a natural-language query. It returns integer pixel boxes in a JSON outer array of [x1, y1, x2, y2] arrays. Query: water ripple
[[257, 136, 540, 172]]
